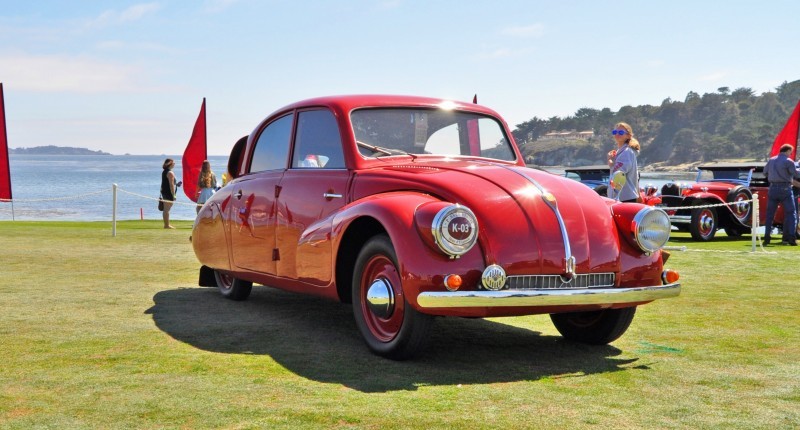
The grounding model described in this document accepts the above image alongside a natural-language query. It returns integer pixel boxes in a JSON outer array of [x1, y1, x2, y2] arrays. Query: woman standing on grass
[[160, 158, 178, 229], [606, 122, 641, 203], [195, 160, 217, 214]]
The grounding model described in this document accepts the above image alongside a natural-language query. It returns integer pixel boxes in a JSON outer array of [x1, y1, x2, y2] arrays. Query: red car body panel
[[193, 95, 677, 319]]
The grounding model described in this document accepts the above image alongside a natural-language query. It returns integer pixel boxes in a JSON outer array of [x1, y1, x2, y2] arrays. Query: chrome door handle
[[235, 190, 243, 200], [323, 193, 342, 199]]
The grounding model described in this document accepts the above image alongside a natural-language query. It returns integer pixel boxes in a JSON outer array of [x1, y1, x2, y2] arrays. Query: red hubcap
[[360, 255, 404, 342]]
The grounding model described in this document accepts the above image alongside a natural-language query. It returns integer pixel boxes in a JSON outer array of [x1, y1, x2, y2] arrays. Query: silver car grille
[[506, 273, 616, 290]]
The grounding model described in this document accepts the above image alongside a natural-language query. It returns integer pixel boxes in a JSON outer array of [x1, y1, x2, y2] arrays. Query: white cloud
[[501, 24, 545, 38], [698, 72, 727, 82], [0, 54, 141, 93], [89, 2, 161, 27], [203, 0, 239, 14], [474, 47, 532, 60]]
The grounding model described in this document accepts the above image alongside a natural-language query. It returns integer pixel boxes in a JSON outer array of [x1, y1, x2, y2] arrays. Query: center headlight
[[431, 204, 479, 257], [632, 207, 671, 253]]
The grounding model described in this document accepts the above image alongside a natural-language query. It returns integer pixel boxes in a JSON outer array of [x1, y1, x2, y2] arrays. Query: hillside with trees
[[513, 79, 800, 169]]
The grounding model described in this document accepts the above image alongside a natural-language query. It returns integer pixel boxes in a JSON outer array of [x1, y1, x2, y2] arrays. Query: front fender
[[332, 191, 487, 310]]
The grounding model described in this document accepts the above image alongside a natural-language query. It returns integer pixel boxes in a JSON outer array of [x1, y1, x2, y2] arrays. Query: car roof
[[267, 94, 504, 118], [697, 162, 765, 171], [564, 165, 610, 172]]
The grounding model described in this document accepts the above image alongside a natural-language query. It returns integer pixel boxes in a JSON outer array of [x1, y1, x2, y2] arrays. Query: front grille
[[506, 273, 615, 290]]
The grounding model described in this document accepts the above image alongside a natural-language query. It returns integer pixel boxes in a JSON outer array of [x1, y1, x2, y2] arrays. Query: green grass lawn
[[0, 221, 798, 429]]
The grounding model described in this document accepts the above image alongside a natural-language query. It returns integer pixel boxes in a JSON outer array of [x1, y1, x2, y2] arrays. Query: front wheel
[[352, 235, 433, 360], [689, 206, 717, 241], [214, 270, 253, 301], [550, 307, 637, 344]]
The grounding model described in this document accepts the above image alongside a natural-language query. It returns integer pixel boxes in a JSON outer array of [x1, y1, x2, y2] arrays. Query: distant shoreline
[[10, 145, 111, 156]]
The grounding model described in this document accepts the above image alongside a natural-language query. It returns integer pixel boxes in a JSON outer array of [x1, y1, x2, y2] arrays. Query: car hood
[[351, 159, 620, 275]]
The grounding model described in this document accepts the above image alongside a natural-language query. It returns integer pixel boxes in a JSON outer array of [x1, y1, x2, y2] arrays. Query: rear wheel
[[550, 307, 637, 344], [726, 186, 753, 225], [352, 235, 433, 360], [723, 226, 747, 237], [689, 205, 717, 241], [214, 271, 252, 301]]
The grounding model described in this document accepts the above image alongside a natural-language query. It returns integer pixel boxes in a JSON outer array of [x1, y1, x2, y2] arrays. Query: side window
[[249, 114, 293, 173], [292, 110, 345, 169]]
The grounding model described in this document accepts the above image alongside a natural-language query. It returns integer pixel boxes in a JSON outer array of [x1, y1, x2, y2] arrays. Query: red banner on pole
[[770, 99, 800, 159], [182, 98, 207, 202], [0, 83, 12, 201]]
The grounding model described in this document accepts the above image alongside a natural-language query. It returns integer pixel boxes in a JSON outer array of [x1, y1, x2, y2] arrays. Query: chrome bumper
[[416, 282, 680, 308]]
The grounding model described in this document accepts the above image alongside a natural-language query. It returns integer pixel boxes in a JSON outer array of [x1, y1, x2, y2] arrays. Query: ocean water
[[0, 154, 228, 221], [0, 155, 692, 222]]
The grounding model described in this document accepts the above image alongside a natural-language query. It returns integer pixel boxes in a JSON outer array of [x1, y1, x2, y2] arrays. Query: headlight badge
[[431, 204, 478, 258], [632, 207, 671, 253]]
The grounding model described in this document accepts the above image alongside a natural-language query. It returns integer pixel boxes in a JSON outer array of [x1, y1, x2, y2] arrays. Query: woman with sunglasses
[[606, 122, 641, 202]]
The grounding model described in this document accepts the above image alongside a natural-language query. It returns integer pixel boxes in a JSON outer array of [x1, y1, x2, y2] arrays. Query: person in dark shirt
[[763, 144, 800, 245], [161, 158, 178, 229]]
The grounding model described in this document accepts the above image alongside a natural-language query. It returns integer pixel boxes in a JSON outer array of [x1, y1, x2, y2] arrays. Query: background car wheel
[[726, 186, 753, 225], [550, 307, 637, 344], [594, 184, 608, 196], [352, 235, 433, 360], [689, 205, 717, 241], [214, 270, 252, 301], [723, 226, 746, 237]]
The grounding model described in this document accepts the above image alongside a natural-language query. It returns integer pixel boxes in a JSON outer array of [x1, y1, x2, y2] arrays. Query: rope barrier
[[659, 198, 754, 211], [115, 187, 199, 207]]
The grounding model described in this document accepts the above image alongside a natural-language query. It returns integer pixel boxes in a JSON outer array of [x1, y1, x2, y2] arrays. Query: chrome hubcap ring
[[366, 278, 394, 319]]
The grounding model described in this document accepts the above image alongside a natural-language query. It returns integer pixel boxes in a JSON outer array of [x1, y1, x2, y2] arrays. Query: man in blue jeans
[[763, 144, 800, 246]]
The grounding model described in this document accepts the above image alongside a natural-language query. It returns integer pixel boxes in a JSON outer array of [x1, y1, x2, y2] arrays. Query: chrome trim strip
[[501, 165, 573, 276], [417, 283, 680, 308], [323, 193, 343, 199], [669, 215, 691, 224]]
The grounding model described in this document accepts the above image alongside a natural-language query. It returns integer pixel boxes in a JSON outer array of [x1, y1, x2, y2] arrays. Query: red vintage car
[[191, 95, 681, 359], [658, 163, 799, 241]]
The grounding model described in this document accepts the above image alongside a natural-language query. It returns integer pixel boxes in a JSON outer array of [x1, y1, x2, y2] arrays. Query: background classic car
[[658, 163, 799, 241], [191, 95, 681, 359]]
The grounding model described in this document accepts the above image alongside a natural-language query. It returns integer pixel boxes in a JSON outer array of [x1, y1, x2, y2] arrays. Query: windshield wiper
[[357, 140, 409, 156]]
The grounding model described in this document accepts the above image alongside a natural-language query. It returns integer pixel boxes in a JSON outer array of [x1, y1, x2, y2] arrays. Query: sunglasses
[[611, 129, 627, 135]]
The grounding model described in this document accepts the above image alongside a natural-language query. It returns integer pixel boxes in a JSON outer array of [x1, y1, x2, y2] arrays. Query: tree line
[[512, 79, 800, 166]]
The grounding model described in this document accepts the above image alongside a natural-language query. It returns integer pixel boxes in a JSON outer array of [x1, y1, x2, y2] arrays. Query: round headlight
[[431, 204, 479, 257], [632, 207, 671, 253]]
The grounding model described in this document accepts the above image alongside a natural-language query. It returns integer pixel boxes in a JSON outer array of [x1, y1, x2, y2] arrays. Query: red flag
[[0, 83, 12, 201], [182, 98, 207, 202], [770, 99, 800, 159]]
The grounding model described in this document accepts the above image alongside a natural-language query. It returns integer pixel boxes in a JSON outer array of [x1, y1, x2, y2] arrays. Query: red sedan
[[191, 95, 680, 359]]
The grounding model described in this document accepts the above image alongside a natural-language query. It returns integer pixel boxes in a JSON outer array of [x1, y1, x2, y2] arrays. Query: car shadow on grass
[[146, 286, 644, 393]]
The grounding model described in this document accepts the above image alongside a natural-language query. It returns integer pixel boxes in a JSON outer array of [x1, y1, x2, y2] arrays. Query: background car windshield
[[351, 108, 515, 161]]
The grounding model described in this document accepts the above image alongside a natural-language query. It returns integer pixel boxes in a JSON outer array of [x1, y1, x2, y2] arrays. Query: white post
[[112, 183, 117, 237], [751, 193, 759, 252]]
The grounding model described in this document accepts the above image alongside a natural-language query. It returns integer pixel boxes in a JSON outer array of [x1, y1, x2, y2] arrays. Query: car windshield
[[351, 108, 516, 162]]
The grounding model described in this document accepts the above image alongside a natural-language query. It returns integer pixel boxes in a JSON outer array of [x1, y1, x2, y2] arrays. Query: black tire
[[726, 186, 753, 225], [723, 226, 746, 237], [352, 235, 433, 360], [214, 270, 252, 301], [689, 205, 717, 241], [550, 307, 637, 344], [594, 184, 608, 196]]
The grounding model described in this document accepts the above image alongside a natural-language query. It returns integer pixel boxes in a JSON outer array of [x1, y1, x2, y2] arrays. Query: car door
[[275, 109, 350, 286], [229, 113, 293, 274]]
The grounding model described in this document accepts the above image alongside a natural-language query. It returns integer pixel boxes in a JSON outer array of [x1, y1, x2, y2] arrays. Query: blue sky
[[1, 0, 799, 155]]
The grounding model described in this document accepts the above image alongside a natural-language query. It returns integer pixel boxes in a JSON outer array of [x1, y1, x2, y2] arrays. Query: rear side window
[[292, 110, 345, 169], [249, 114, 294, 173]]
